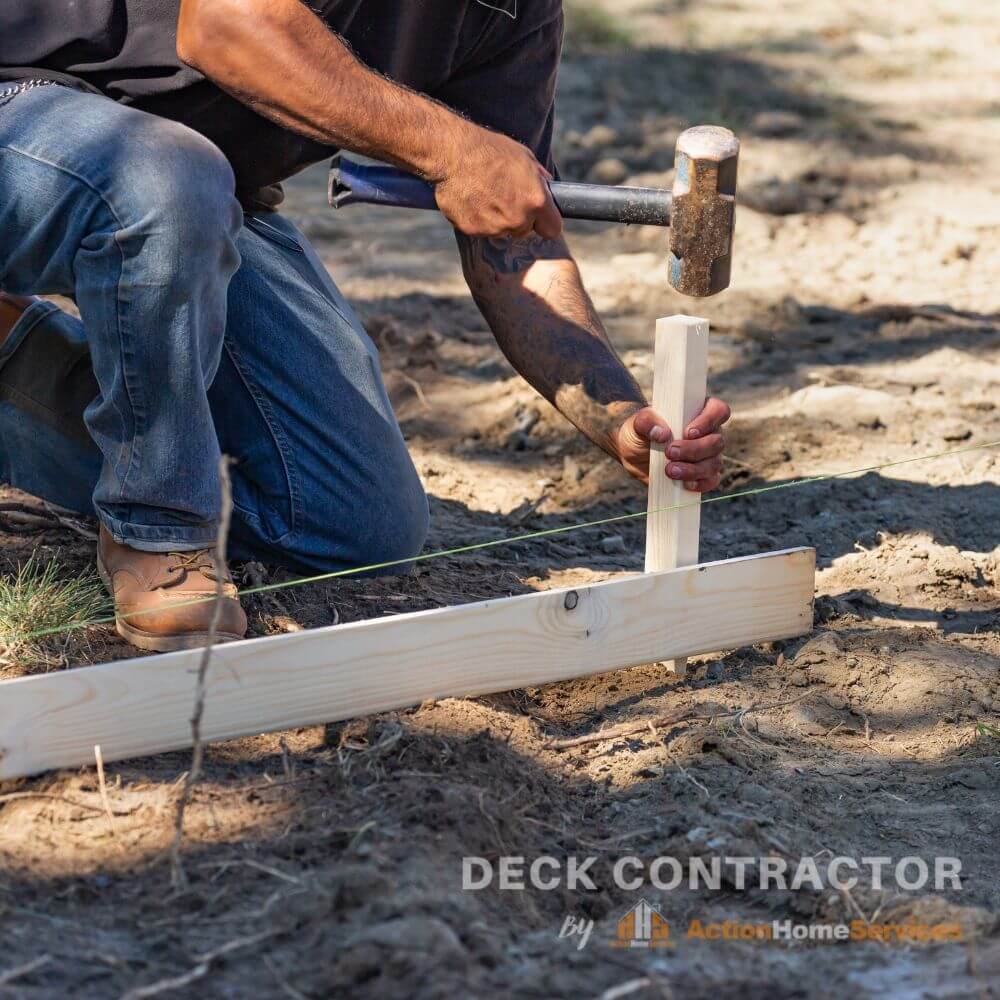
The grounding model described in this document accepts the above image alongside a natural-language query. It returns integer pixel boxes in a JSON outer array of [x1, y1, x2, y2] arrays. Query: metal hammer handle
[[328, 125, 739, 297], [329, 154, 673, 227]]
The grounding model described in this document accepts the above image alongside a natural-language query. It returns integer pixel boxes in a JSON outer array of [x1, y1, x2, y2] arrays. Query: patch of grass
[[0, 553, 110, 675], [976, 722, 1000, 741], [564, 1, 634, 50]]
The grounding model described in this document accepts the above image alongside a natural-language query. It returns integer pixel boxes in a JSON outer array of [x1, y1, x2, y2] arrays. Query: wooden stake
[[644, 315, 710, 676]]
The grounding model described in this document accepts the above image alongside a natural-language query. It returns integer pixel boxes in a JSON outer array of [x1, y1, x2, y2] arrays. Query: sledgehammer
[[329, 125, 739, 297]]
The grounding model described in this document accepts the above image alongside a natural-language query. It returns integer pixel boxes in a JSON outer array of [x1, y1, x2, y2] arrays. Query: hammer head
[[668, 125, 740, 297]]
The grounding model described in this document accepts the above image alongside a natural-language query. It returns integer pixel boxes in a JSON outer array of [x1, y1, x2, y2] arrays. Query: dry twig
[[94, 743, 118, 840], [544, 693, 812, 750], [598, 979, 655, 1000], [0, 954, 52, 987], [0, 501, 98, 540], [120, 930, 278, 1000], [43, 503, 100, 541], [544, 706, 709, 749], [397, 371, 430, 409], [168, 455, 234, 890], [0, 791, 107, 814], [263, 955, 309, 1000]]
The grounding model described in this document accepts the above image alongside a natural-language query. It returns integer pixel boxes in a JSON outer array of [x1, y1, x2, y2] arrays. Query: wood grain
[[0, 548, 814, 779], [645, 315, 710, 674]]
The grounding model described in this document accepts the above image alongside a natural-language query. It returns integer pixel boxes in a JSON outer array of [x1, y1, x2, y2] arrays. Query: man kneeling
[[0, 1, 730, 650]]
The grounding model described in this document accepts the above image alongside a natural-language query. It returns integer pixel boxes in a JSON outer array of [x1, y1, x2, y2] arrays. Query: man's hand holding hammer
[[179, 0, 731, 492], [178, 0, 565, 240]]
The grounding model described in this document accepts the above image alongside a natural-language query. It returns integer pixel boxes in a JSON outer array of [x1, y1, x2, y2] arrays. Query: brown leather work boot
[[97, 526, 247, 652]]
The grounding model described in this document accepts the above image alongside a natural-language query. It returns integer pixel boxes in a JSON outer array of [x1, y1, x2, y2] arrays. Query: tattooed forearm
[[457, 231, 645, 454], [459, 233, 570, 275]]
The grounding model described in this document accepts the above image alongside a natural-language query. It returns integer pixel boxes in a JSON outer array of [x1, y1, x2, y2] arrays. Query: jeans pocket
[[242, 211, 365, 343], [243, 213, 304, 253]]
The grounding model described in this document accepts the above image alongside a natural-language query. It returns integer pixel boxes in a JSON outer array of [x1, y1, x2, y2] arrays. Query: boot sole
[[97, 556, 246, 653]]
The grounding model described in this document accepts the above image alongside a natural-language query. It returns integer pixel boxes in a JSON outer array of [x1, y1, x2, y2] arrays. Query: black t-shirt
[[0, 0, 562, 199]]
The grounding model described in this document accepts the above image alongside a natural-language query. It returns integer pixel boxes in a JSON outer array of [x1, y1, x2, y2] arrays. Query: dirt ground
[[1, 0, 999, 996]]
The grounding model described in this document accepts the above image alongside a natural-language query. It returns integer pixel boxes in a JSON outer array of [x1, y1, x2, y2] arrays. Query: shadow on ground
[[2, 639, 998, 997]]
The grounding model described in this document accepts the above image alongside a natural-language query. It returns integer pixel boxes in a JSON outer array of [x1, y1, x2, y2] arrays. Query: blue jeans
[[0, 83, 427, 571]]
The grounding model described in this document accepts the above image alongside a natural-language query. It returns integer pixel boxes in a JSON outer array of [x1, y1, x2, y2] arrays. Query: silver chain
[[0, 78, 58, 110]]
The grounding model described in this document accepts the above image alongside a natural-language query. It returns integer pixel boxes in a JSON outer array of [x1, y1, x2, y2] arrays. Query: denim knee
[[276, 460, 429, 576], [372, 466, 431, 570], [112, 120, 242, 272]]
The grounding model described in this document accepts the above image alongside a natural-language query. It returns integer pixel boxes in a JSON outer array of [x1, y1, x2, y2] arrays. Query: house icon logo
[[611, 899, 673, 949]]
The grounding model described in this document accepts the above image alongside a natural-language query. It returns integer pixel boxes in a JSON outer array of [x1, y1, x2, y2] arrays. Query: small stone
[[740, 782, 772, 804], [588, 157, 629, 185], [624, 169, 672, 189], [514, 407, 540, 434], [780, 295, 805, 323], [943, 241, 976, 263], [794, 632, 846, 664], [752, 110, 805, 136], [789, 704, 830, 736], [743, 177, 808, 215], [580, 123, 619, 150], [783, 384, 905, 429], [940, 422, 972, 442], [601, 534, 627, 554], [562, 455, 584, 483], [756, 718, 786, 741]]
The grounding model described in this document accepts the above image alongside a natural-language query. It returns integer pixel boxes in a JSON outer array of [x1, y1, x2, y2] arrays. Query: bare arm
[[176, 0, 561, 238], [458, 233, 643, 452], [458, 233, 731, 488]]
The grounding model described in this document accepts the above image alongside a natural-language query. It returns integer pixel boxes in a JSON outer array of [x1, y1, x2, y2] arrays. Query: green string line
[[8, 438, 1000, 645]]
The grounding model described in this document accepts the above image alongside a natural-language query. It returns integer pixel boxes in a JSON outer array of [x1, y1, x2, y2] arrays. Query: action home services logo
[[610, 899, 674, 949], [559, 908, 963, 951]]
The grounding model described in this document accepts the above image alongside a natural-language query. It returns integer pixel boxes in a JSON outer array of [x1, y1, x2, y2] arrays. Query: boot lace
[[161, 549, 227, 587]]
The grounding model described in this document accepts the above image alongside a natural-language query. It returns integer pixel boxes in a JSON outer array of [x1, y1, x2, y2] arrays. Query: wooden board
[[0, 547, 814, 779], [645, 315, 710, 675]]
